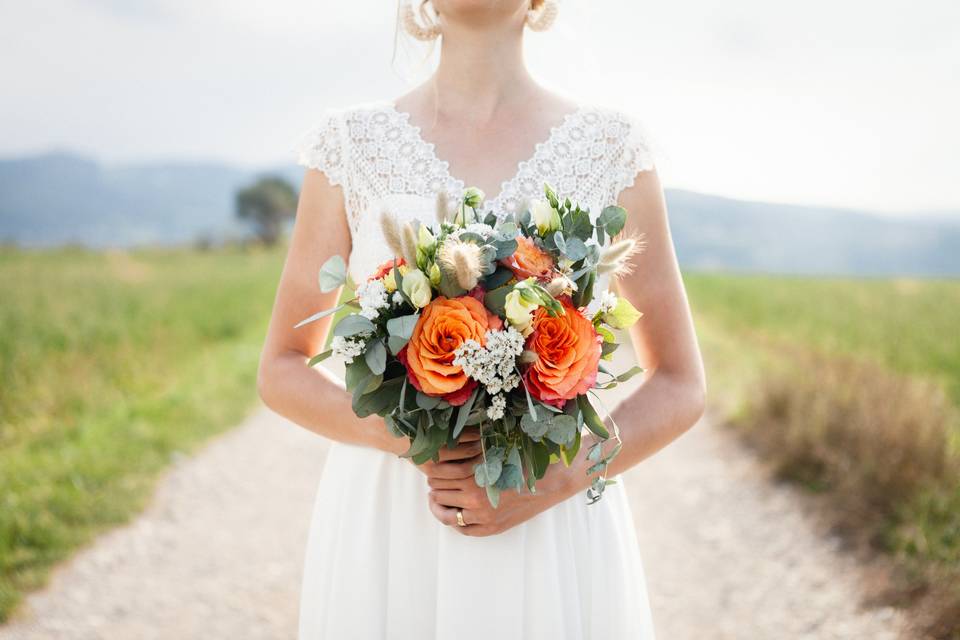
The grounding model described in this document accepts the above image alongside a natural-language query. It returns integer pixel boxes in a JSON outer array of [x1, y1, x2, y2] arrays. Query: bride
[[257, 1, 706, 638]]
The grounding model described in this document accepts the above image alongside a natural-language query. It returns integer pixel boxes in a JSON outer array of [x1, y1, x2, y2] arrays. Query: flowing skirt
[[298, 440, 657, 639]]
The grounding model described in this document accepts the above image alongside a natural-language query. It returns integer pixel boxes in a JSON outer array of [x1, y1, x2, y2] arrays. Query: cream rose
[[401, 268, 432, 308], [530, 199, 561, 235], [504, 288, 539, 336]]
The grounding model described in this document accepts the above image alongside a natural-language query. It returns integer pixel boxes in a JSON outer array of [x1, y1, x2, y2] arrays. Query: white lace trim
[[293, 100, 656, 231]]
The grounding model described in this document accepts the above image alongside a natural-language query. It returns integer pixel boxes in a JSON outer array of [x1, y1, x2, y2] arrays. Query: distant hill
[[1, 152, 958, 277]]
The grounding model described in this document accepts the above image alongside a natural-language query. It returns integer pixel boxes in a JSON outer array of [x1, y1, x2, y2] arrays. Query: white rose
[[530, 199, 561, 235], [401, 268, 432, 308], [504, 289, 538, 336]]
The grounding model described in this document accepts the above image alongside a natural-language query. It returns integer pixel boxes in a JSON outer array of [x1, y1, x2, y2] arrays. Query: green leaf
[[485, 485, 502, 508], [364, 340, 387, 375], [553, 231, 566, 254], [388, 335, 409, 355], [474, 457, 503, 487], [451, 386, 480, 438], [493, 238, 518, 260], [563, 237, 588, 261], [598, 206, 627, 237], [416, 391, 442, 411], [344, 358, 372, 392], [578, 394, 610, 439], [560, 429, 582, 466], [613, 365, 645, 383], [483, 286, 512, 317], [294, 302, 349, 329], [387, 314, 419, 339], [483, 265, 514, 289], [495, 463, 523, 491], [545, 414, 578, 445], [318, 255, 347, 292], [600, 341, 619, 360], [520, 412, 550, 440], [605, 296, 643, 329], [307, 350, 333, 367], [588, 442, 603, 461], [333, 314, 374, 337]]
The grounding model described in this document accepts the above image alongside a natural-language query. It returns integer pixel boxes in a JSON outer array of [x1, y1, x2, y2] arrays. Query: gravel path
[[1, 367, 912, 639]]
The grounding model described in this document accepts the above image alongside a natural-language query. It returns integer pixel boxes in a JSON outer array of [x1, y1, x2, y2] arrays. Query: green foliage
[[687, 271, 960, 635], [0, 245, 284, 622]]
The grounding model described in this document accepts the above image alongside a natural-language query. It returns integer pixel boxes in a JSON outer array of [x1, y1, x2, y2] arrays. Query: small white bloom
[[487, 393, 507, 421], [330, 335, 366, 364], [355, 279, 390, 321], [585, 289, 618, 320], [452, 327, 526, 397]]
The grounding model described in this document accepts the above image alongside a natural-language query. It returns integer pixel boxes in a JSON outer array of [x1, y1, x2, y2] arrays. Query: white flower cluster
[[330, 335, 365, 364], [452, 222, 495, 239], [585, 290, 618, 320], [487, 393, 507, 421], [355, 278, 389, 320], [452, 326, 525, 397]]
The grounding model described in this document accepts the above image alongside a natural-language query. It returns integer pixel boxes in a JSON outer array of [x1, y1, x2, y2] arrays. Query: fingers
[[421, 455, 482, 480], [428, 494, 469, 527], [456, 427, 481, 443], [430, 489, 484, 510], [426, 476, 473, 491], [435, 440, 482, 462]]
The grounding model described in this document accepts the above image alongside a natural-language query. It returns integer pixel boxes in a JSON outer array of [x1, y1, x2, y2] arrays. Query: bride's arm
[[427, 168, 708, 534], [256, 169, 408, 454]]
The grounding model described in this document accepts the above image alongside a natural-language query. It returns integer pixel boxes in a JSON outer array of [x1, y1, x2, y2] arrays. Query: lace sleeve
[[609, 112, 659, 203], [293, 108, 348, 187]]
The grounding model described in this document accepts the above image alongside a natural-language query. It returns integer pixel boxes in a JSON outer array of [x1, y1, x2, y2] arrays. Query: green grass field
[[685, 272, 960, 637], [2, 249, 958, 634], [0, 246, 284, 622]]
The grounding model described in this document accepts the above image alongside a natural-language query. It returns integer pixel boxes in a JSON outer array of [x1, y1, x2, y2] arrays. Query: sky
[[1, 0, 958, 214]]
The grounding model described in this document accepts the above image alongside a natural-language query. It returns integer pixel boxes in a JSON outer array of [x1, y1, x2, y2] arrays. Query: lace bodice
[[294, 100, 656, 282]]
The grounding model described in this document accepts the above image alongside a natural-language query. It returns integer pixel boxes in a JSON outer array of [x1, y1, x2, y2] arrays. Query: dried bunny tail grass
[[597, 233, 647, 278], [379, 208, 405, 261], [434, 191, 450, 225], [400, 222, 419, 267], [437, 238, 482, 290]]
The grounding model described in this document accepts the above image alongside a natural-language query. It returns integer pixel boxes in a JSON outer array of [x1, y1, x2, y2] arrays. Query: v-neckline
[[384, 101, 585, 212]]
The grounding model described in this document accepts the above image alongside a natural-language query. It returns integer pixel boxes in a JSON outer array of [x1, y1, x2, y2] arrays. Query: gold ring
[[456, 509, 466, 527]]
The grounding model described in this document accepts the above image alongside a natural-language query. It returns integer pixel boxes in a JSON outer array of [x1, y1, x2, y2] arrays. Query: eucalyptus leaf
[[294, 302, 349, 329], [563, 237, 588, 261], [364, 340, 387, 375], [416, 391, 442, 411], [387, 314, 419, 339], [598, 206, 627, 237], [318, 255, 347, 293], [333, 314, 375, 337], [307, 350, 333, 367], [474, 457, 503, 487], [452, 386, 480, 438]]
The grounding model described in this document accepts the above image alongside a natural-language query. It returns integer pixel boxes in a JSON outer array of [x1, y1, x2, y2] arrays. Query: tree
[[235, 176, 298, 246]]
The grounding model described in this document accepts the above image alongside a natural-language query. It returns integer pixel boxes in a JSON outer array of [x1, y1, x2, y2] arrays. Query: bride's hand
[[406, 428, 483, 480], [425, 459, 577, 537]]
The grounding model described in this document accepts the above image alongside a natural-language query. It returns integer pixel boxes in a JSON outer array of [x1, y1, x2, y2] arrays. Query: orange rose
[[398, 295, 496, 405], [524, 298, 601, 408], [502, 236, 554, 282]]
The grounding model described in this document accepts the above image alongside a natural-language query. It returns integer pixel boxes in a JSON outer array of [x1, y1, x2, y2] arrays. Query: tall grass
[[0, 246, 284, 622], [686, 272, 960, 639]]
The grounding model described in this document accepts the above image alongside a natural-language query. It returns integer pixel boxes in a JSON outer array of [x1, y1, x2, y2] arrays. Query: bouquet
[[297, 184, 645, 505]]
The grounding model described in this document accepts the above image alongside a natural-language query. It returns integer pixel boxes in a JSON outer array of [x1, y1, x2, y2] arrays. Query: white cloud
[[0, 0, 957, 213]]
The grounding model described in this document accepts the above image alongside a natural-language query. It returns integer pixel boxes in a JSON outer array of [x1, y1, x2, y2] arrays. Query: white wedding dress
[[294, 100, 658, 640]]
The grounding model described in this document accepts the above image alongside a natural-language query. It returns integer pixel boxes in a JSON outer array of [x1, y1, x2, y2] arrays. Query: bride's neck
[[425, 27, 539, 121]]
